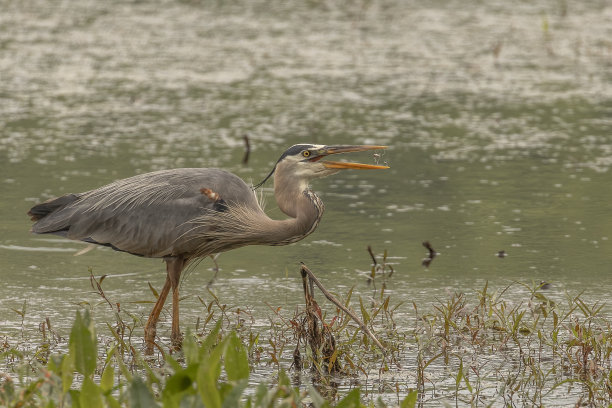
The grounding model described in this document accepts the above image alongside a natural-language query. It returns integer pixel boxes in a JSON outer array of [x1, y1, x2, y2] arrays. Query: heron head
[[254, 144, 389, 189]]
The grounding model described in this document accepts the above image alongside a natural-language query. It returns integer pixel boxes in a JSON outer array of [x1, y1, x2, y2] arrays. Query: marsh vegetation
[[2, 248, 611, 407]]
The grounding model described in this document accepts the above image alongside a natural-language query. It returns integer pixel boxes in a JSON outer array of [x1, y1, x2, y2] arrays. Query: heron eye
[[302, 150, 311, 157]]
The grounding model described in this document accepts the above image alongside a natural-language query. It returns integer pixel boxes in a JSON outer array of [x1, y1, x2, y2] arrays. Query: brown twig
[[89, 271, 114, 310], [422, 241, 437, 268], [242, 134, 251, 165], [367, 245, 377, 266], [300, 263, 385, 353]]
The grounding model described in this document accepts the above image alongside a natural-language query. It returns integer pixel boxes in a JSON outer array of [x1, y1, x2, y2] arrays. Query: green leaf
[[225, 332, 249, 382], [400, 390, 418, 408], [104, 345, 117, 366], [221, 379, 249, 408], [69, 390, 82, 408], [254, 383, 269, 407], [336, 388, 360, 408], [148, 282, 159, 298], [105, 323, 129, 355], [129, 344, 159, 386], [100, 345, 116, 393], [456, 360, 463, 388], [46, 355, 61, 375], [117, 351, 133, 382], [100, 362, 115, 393], [105, 394, 121, 408], [69, 310, 97, 377], [165, 355, 183, 373], [196, 335, 228, 408], [61, 353, 75, 394], [129, 377, 159, 408], [165, 371, 194, 395], [163, 365, 199, 408], [277, 369, 290, 388], [200, 320, 223, 358], [163, 370, 194, 408], [197, 364, 221, 408], [359, 296, 370, 325], [182, 329, 199, 366], [80, 377, 103, 408]]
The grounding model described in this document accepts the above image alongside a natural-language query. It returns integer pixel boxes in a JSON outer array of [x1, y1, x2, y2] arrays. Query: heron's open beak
[[316, 145, 389, 170]]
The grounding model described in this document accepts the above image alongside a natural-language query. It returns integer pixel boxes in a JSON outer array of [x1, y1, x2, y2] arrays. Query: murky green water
[[1, 0, 611, 404]]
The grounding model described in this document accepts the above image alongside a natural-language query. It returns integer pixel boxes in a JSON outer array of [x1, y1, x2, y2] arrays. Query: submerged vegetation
[[1, 249, 612, 407]]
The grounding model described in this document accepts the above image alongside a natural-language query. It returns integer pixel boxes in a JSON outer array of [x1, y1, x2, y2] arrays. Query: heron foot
[[144, 323, 159, 355]]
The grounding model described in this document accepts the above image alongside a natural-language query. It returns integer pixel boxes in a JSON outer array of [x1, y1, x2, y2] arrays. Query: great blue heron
[[28, 144, 388, 353]]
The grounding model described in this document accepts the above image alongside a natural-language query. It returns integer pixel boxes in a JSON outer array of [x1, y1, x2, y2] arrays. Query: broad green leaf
[[254, 383, 269, 407], [163, 365, 199, 408], [221, 379, 248, 408], [219, 382, 234, 401], [196, 335, 228, 408], [46, 354, 61, 375], [199, 320, 223, 360], [100, 345, 116, 392], [117, 352, 133, 382], [225, 332, 249, 382], [129, 344, 159, 386], [400, 390, 418, 408], [100, 362, 115, 393], [61, 353, 75, 394], [104, 345, 116, 366], [165, 354, 183, 372], [69, 390, 81, 408], [165, 371, 194, 395], [277, 369, 290, 388], [336, 388, 360, 408], [129, 377, 160, 408], [69, 310, 97, 377], [196, 363, 221, 408], [105, 394, 121, 408], [183, 328, 199, 366], [80, 377, 103, 408]]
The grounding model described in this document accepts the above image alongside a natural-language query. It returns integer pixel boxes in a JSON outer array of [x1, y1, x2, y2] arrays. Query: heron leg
[[144, 273, 172, 355], [168, 257, 186, 350]]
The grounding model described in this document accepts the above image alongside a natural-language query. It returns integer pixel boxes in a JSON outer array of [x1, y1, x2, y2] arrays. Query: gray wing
[[29, 168, 260, 257]]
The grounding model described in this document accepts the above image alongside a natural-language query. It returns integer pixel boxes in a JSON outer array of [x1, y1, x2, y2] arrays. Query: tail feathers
[[28, 193, 80, 221]]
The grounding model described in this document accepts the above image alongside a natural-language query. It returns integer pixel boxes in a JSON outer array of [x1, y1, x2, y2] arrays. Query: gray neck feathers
[[265, 168, 324, 245]]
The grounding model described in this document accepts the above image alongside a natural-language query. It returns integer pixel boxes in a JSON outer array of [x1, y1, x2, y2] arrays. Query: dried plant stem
[[300, 263, 385, 353]]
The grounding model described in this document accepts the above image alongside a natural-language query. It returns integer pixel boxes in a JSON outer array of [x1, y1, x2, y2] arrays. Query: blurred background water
[[0, 0, 611, 401]]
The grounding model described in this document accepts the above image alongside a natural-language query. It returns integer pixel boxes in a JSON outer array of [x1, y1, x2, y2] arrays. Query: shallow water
[[1, 0, 611, 404]]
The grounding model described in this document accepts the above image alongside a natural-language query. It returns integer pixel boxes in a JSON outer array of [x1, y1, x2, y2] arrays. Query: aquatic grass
[[0, 309, 417, 408], [2, 250, 612, 406], [408, 280, 612, 406]]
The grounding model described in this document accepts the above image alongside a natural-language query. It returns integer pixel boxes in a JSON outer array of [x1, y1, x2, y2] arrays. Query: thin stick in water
[[300, 263, 385, 353]]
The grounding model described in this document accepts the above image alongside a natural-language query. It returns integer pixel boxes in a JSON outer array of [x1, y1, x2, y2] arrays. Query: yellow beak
[[318, 145, 389, 170]]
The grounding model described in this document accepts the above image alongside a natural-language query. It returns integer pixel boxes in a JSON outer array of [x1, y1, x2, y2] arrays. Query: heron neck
[[267, 174, 324, 245]]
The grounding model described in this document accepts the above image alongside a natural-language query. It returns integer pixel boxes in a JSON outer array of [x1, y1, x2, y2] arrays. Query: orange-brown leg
[[167, 257, 186, 350], [144, 273, 171, 355]]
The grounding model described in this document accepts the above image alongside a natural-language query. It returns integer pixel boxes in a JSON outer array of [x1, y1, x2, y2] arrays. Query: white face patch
[[255, 144, 333, 189]]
